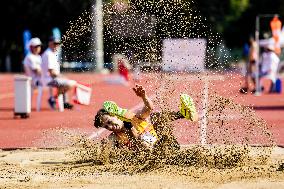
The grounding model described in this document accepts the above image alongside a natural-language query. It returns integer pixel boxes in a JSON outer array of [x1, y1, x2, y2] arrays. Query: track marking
[[162, 74, 225, 81], [0, 88, 51, 100], [208, 114, 242, 120], [0, 93, 14, 100], [200, 78, 208, 145]]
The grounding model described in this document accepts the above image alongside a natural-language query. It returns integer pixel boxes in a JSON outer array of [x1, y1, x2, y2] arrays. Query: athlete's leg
[[150, 112, 181, 150], [150, 111, 183, 130]]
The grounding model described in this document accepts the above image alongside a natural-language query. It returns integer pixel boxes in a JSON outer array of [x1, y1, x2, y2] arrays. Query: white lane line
[[0, 88, 51, 100], [165, 75, 225, 81], [200, 78, 208, 145], [0, 93, 14, 100], [208, 114, 242, 120]]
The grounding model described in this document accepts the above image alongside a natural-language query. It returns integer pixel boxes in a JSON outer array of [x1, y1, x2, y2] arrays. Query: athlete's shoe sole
[[179, 94, 197, 121]]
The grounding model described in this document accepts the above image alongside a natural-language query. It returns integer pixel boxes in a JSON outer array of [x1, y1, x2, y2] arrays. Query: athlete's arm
[[132, 85, 153, 119]]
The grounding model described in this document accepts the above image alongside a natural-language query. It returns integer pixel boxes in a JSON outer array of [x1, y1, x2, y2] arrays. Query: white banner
[[162, 38, 207, 72]]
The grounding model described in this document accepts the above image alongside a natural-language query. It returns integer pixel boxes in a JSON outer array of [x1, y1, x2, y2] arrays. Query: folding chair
[[24, 63, 64, 112]]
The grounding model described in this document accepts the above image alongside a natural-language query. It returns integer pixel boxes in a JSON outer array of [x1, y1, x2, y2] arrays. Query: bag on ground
[[73, 83, 92, 105]]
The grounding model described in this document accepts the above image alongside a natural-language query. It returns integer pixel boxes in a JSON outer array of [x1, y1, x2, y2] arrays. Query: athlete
[[94, 85, 198, 149]]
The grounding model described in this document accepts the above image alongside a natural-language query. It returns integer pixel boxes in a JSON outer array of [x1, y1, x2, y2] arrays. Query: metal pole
[[255, 15, 261, 95], [94, 0, 104, 72]]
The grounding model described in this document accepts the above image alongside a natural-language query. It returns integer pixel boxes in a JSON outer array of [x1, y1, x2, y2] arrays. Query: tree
[[196, 0, 249, 34], [0, 0, 93, 71]]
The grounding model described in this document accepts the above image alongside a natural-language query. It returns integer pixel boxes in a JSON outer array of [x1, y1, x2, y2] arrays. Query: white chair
[[35, 85, 43, 111], [24, 64, 64, 112]]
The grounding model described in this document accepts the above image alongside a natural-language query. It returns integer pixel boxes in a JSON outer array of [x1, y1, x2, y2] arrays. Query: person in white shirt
[[256, 44, 280, 93], [260, 45, 279, 77], [41, 37, 77, 109], [23, 38, 42, 87], [240, 38, 258, 94]]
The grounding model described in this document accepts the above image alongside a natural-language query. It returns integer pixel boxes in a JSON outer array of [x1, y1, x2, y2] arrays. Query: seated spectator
[[41, 37, 77, 109], [23, 37, 42, 87]]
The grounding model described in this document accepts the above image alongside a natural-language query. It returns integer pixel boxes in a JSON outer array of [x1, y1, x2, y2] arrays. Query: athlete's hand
[[133, 84, 146, 98]]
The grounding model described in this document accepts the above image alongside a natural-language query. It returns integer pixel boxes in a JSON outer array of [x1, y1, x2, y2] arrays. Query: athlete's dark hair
[[94, 109, 109, 128]]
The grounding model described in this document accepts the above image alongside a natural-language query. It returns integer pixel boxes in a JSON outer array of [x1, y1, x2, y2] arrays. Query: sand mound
[[0, 145, 284, 189]]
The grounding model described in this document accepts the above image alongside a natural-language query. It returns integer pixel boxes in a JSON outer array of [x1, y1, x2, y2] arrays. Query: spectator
[[41, 37, 77, 109], [258, 44, 280, 93], [240, 38, 257, 94], [23, 37, 42, 87]]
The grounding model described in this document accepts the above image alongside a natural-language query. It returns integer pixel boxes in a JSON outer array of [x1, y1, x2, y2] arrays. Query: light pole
[[94, 0, 104, 73], [255, 14, 279, 95]]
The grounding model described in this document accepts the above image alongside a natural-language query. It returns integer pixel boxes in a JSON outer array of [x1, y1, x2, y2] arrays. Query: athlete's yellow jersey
[[115, 120, 158, 148], [135, 120, 158, 147]]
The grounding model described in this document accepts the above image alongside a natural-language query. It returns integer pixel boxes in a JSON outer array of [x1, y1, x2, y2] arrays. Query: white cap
[[29, 38, 42, 47]]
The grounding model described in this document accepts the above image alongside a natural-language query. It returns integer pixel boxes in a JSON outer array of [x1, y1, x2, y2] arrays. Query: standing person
[[94, 85, 198, 149], [258, 44, 280, 93], [240, 38, 257, 94], [23, 37, 42, 87], [41, 37, 77, 109]]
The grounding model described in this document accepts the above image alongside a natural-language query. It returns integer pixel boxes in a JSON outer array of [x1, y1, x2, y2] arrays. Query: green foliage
[[196, 0, 250, 34], [1, 0, 284, 72], [227, 0, 250, 22]]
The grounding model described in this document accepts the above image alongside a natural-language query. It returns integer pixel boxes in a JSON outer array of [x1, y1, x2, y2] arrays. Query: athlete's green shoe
[[179, 94, 197, 121], [103, 101, 130, 122]]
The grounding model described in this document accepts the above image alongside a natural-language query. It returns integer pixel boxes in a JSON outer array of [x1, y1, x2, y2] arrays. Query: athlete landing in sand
[[94, 85, 198, 149]]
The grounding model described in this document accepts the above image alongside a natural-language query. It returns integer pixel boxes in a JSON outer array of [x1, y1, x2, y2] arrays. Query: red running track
[[0, 72, 284, 148]]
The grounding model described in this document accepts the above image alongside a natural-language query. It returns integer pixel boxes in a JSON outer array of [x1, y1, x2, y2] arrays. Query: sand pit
[[1, 145, 284, 189]]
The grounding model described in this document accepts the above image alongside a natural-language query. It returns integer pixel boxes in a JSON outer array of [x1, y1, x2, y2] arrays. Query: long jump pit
[[1, 138, 284, 189]]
